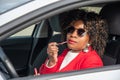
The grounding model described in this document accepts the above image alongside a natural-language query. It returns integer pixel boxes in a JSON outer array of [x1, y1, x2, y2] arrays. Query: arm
[[39, 42, 59, 74], [39, 59, 58, 74]]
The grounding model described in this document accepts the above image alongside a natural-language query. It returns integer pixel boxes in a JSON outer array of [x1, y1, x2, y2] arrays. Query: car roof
[[0, 0, 60, 27], [0, 0, 32, 14]]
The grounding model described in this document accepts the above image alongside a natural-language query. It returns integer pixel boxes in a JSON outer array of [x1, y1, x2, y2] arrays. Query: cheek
[[66, 34, 71, 41], [77, 39, 88, 49], [66, 34, 70, 39], [79, 35, 89, 49]]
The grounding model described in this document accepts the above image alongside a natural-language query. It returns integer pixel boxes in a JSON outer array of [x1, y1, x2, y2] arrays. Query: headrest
[[48, 15, 61, 32], [100, 3, 120, 35]]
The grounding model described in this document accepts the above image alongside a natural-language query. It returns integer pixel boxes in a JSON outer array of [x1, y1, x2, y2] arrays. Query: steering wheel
[[0, 47, 19, 78]]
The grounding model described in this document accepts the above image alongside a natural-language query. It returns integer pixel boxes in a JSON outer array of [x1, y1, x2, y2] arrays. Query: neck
[[71, 50, 81, 53]]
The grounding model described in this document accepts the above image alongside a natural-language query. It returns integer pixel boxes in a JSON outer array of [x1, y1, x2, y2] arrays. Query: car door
[[0, 20, 52, 77], [0, 25, 36, 76], [0, 0, 120, 80]]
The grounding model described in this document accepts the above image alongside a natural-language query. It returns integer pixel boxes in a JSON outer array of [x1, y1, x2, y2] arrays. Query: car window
[[0, 0, 120, 79], [10, 24, 35, 37], [80, 6, 102, 13]]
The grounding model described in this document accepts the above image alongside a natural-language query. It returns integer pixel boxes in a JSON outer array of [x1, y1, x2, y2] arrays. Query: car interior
[[100, 2, 120, 65], [0, 1, 120, 79], [29, 2, 120, 75]]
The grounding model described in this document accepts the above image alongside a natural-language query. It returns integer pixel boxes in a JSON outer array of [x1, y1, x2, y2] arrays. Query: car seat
[[100, 2, 120, 65], [29, 14, 67, 75]]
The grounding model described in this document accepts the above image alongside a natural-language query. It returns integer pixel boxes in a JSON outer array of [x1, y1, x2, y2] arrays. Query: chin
[[67, 45, 82, 51], [68, 46, 76, 50]]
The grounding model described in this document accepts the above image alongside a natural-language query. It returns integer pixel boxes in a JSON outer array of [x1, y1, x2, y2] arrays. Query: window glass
[[80, 7, 102, 13], [10, 24, 35, 37]]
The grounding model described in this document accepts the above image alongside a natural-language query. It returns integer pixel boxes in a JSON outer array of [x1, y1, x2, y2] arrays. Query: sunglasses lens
[[66, 26, 74, 34], [65, 26, 86, 37], [78, 29, 86, 37]]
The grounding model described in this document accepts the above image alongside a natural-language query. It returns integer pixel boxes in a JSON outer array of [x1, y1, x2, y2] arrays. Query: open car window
[[0, 0, 120, 80]]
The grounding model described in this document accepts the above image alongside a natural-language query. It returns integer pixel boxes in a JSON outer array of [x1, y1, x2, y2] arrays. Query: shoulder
[[81, 50, 103, 69], [84, 46, 101, 61], [85, 50, 102, 62], [83, 50, 103, 67]]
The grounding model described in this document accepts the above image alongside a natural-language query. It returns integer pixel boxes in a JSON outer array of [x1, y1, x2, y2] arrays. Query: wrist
[[46, 60, 57, 68]]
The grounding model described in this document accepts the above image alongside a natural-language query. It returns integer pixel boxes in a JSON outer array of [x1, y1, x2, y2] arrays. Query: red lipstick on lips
[[68, 39, 77, 44]]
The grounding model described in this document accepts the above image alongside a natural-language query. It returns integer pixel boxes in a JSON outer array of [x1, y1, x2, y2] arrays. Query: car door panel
[[9, 65, 120, 80], [0, 37, 33, 76]]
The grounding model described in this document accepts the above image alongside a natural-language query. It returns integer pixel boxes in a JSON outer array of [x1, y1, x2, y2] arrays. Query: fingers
[[34, 68, 40, 76], [47, 42, 59, 56], [47, 42, 59, 63]]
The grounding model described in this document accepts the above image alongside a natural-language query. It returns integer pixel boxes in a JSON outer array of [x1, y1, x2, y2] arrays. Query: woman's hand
[[47, 42, 59, 67]]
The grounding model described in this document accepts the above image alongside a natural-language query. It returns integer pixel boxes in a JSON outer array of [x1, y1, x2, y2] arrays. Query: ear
[[83, 43, 90, 53]]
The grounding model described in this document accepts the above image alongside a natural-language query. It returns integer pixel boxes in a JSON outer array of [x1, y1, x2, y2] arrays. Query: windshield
[[0, 0, 32, 14]]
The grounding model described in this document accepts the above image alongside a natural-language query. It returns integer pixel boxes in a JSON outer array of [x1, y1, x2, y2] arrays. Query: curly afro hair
[[60, 9, 108, 57]]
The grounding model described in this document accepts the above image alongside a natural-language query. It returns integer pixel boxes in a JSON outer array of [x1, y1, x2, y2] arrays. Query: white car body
[[0, 0, 120, 80], [0, 0, 59, 26]]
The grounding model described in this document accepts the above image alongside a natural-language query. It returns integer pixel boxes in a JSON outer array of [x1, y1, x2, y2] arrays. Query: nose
[[70, 30, 78, 38]]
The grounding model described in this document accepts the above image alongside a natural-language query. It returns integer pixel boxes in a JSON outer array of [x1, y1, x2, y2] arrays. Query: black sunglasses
[[64, 26, 87, 37]]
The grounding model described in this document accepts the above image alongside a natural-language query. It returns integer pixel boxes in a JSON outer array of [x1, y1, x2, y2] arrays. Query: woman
[[39, 9, 108, 74]]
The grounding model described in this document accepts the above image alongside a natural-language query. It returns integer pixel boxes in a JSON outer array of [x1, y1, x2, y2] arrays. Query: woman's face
[[66, 20, 89, 52]]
